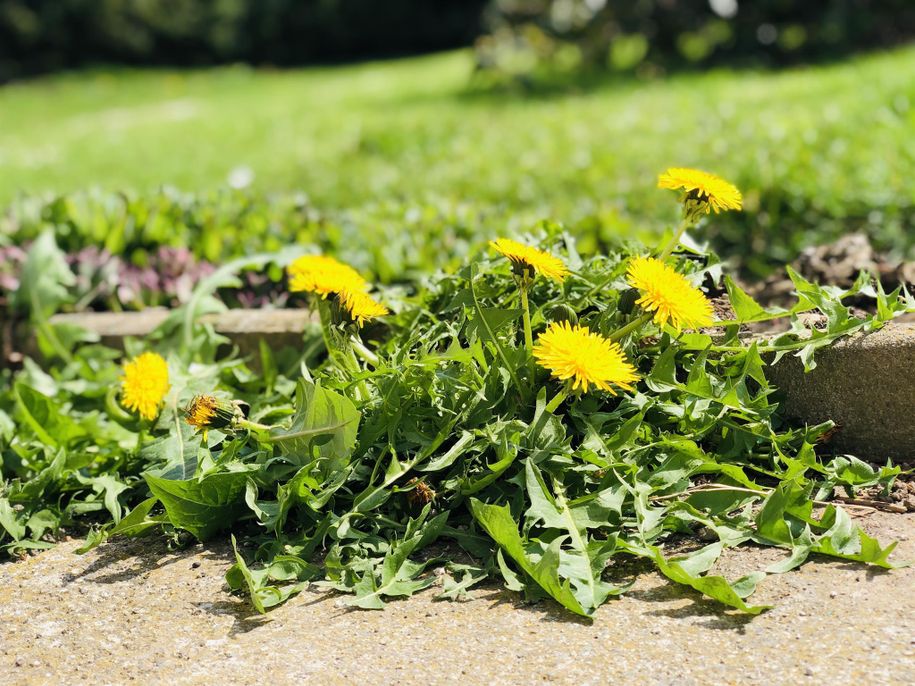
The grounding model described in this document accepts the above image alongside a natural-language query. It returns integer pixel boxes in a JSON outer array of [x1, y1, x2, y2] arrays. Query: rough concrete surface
[[767, 322, 915, 463], [1, 512, 913, 686]]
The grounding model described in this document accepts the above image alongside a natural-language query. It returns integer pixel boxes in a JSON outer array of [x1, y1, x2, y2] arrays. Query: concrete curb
[[767, 322, 914, 463], [10, 311, 914, 462]]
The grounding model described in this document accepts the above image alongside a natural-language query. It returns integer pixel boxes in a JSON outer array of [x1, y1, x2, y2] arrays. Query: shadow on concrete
[[192, 600, 272, 637], [630, 584, 756, 634], [63, 537, 230, 585]]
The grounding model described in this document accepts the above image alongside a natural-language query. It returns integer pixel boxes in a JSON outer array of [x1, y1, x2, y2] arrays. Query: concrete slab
[[0, 512, 912, 685]]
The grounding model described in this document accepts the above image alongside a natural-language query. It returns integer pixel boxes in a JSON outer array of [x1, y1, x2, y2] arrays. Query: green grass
[[1, 46, 914, 267]]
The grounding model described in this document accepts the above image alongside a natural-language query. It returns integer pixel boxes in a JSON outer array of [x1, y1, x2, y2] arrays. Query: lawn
[[1, 47, 914, 266]]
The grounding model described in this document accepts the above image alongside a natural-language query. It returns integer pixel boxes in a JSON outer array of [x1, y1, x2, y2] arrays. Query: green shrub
[[476, 0, 915, 84]]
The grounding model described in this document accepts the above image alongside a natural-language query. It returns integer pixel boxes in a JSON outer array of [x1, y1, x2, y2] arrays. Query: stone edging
[[766, 322, 914, 462]]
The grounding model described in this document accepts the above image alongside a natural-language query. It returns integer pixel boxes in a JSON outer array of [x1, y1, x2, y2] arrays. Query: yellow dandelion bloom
[[533, 321, 639, 394], [184, 394, 237, 430], [120, 352, 169, 421], [287, 254, 367, 298], [658, 167, 742, 214], [339, 289, 389, 327], [626, 256, 714, 332], [490, 238, 569, 282]]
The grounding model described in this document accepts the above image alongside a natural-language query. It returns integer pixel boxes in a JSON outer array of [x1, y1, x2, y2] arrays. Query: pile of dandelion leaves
[[2, 169, 911, 618]]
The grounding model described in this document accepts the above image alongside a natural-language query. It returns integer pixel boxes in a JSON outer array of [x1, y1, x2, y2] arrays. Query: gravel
[[1, 512, 912, 685]]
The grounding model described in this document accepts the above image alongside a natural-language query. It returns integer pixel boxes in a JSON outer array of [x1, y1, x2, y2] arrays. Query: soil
[[741, 233, 915, 334], [1, 512, 912, 685]]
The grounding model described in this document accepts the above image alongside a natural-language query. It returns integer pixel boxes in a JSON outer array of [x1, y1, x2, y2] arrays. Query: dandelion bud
[[548, 303, 578, 325], [617, 288, 640, 315], [185, 395, 243, 431]]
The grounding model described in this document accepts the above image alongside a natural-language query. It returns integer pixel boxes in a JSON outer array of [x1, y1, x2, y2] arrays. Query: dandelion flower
[[490, 238, 569, 282], [120, 352, 169, 421], [185, 395, 239, 431], [339, 289, 389, 327], [626, 256, 714, 332], [287, 254, 367, 298], [658, 168, 742, 214], [533, 321, 638, 394]]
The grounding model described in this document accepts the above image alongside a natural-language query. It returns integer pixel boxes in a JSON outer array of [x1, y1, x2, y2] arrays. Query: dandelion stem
[[584, 272, 616, 299], [658, 218, 691, 259], [316, 300, 342, 369], [530, 387, 569, 444], [608, 312, 652, 342], [350, 335, 379, 367], [344, 344, 370, 402], [519, 284, 534, 353], [544, 387, 568, 414], [237, 418, 273, 432]]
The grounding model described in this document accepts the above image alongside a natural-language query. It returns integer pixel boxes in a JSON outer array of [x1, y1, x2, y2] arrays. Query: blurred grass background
[[2, 46, 914, 270], [0, 1, 913, 309]]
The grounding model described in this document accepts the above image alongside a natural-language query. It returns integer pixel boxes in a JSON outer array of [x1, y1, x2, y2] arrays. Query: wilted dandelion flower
[[626, 256, 714, 332], [658, 168, 742, 214], [406, 477, 437, 506], [339, 289, 389, 327], [490, 238, 569, 282], [287, 254, 367, 298], [120, 352, 169, 421], [184, 395, 239, 430], [533, 321, 638, 394]]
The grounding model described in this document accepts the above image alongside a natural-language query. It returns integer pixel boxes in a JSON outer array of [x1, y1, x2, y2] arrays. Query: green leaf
[[111, 496, 165, 536], [13, 382, 87, 448], [436, 563, 488, 601], [810, 507, 902, 569], [469, 498, 589, 617], [73, 474, 129, 523], [642, 544, 771, 614], [0, 497, 26, 541], [466, 306, 522, 341], [145, 470, 251, 540], [76, 496, 166, 554], [228, 536, 315, 614], [724, 276, 790, 323], [646, 344, 678, 392], [349, 510, 448, 609], [267, 379, 360, 473], [468, 265, 525, 395], [13, 230, 75, 317]]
